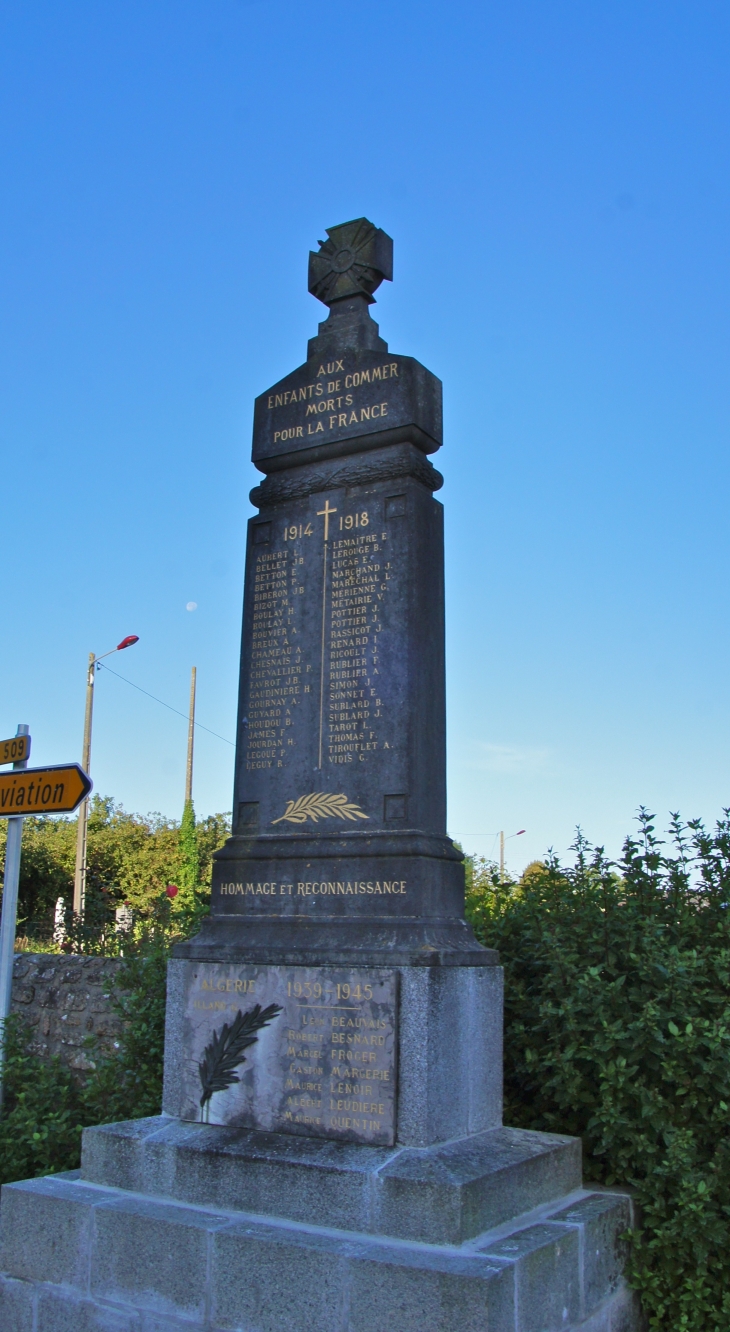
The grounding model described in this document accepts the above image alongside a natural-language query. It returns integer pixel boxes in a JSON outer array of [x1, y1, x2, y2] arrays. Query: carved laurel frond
[[271, 792, 370, 826], [198, 1002, 282, 1113]]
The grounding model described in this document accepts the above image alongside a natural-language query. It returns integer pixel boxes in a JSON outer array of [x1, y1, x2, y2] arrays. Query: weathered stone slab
[[0, 1174, 98, 1287], [90, 1194, 227, 1321], [36, 1285, 138, 1331], [550, 1192, 633, 1317], [372, 1127, 584, 1245], [0, 1274, 34, 1332], [211, 1221, 515, 1332], [166, 958, 502, 1147], [0, 1172, 643, 1332], [177, 960, 397, 1145], [82, 1117, 582, 1246], [480, 1222, 581, 1332]]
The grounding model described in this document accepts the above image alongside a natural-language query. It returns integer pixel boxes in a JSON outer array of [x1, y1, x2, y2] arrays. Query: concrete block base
[[79, 1115, 583, 1246], [0, 1140, 643, 1332]]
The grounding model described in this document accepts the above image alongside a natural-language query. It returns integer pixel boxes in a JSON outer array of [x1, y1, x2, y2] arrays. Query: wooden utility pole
[[0, 723, 29, 1108], [72, 636, 139, 918], [185, 667, 196, 806], [73, 653, 95, 915], [499, 830, 505, 884]]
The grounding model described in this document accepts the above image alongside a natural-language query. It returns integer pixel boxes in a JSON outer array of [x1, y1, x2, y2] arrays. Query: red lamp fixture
[[117, 635, 140, 651]]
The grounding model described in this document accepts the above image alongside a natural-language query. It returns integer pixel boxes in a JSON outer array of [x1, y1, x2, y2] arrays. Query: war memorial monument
[[0, 222, 640, 1331]]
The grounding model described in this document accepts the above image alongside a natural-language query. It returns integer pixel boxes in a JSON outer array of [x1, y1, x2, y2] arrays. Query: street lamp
[[499, 829, 526, 883], [72, 635, 139, 916]]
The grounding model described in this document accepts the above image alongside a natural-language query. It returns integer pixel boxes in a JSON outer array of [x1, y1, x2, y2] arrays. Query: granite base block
[[571, 1288, 646, 1332], [0, 1173, 99, 1287], [163, 957, 503, 1149], [0, 1170, 642, 1332], [36, 1284, 140, 1332], [81, 1116, 582, 1245], [550, 1191, 633, 1314], [0, 1273, 34, 1332]]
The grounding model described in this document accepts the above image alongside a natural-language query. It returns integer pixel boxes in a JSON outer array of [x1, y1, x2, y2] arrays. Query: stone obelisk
[[178, 216, 483, 970], [166, 217, 497, 1148]]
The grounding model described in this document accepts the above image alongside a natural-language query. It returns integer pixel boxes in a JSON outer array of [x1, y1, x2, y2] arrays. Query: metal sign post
[[0, 725, 29, 1108], [0, 734, 91, 1108]]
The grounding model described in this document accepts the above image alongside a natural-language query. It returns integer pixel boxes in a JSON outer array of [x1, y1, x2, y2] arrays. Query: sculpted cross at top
[[308, 218, 393, 307]]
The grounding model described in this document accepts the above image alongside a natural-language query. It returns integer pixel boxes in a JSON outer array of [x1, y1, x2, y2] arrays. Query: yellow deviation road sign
[[0, 734, 31, 766], [0, 764, 92, 817]]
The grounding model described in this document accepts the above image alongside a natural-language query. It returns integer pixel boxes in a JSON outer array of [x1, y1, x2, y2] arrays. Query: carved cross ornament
[[308, 218, 393, 307]]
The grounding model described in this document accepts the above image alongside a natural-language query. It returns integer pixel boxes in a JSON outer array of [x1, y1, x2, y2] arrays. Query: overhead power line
[[97, 662, 235, 747]]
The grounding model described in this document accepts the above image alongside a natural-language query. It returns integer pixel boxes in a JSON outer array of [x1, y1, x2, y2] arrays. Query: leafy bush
[[0, 797, 230, 942], [466, 811, 730, 1331], [81, 932, 170, 1123], [0, 1017, 84, 1185], [0, 919, 191, 1186]]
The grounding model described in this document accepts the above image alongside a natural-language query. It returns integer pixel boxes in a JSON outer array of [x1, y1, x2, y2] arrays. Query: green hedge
[[0, 933, 169, 1188], [0, 796, 230, 944], [466, 811, 730, 1331]]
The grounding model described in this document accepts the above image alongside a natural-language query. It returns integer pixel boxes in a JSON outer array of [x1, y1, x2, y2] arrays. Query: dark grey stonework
[[253, 347, 442, 464], [232, 481, 446, 838], [308, 218, 393, 308], [176, 218, 486, 970]]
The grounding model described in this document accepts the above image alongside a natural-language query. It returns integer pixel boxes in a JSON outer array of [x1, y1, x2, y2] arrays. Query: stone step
[[0, 1171, 640, 1332], [81, 1115, 583, 1246]]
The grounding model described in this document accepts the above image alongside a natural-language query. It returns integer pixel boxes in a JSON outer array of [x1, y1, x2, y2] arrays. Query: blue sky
[[1, 1, 729, 875]]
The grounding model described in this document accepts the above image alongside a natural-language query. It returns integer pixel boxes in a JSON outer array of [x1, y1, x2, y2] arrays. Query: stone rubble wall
[[10, 953, 125, 1072]]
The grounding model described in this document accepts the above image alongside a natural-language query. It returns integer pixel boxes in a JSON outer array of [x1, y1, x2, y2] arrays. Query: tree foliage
[[0, 796, 230, 941], [466, 811, 730, 1331], [0, 925, 185, 1185]]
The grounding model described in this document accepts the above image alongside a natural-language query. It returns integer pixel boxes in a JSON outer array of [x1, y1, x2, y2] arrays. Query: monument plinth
[[0, 221, 641, 1332]]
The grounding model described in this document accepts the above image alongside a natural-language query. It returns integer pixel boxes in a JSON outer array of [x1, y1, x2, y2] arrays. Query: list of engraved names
[[243, 502, 396, 774], [180, 963, 398, 1145]]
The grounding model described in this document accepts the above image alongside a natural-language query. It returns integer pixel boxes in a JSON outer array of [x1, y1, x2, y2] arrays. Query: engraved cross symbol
[[317, 500, 337, 541]]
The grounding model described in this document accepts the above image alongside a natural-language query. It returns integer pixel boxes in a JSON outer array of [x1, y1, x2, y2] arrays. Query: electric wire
[[96, 662, 235, 747]]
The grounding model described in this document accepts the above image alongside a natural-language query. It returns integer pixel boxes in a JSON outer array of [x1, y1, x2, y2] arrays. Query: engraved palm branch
[[271, 792, 369, 825], [198, 1002, 282, 1123]]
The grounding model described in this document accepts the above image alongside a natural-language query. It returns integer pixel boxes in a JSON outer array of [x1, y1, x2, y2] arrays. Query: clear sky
[[2, 1, 729, 876]]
